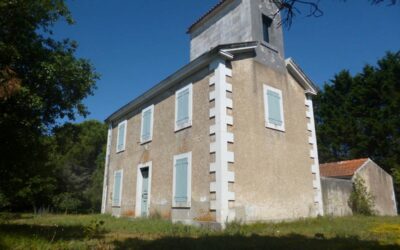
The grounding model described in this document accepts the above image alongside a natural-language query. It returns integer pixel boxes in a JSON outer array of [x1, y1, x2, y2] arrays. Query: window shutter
[[117, 123, 125, 151], [113, 171, 122, 206], [267, 90, 283, 126], [142, 109, 152, 141], [174, 158, 188, 203], [177, 89, 189, 125]]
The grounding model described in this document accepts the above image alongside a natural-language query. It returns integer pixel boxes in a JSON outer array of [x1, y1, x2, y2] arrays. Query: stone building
[[101, 0, 324, 226], [320, 158, 397, 216]]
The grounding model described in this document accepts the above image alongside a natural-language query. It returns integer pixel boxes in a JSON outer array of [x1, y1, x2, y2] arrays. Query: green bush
[[52, 193, 82, 214], [348, 175, 375, 215], [84, 219, 106, 239]]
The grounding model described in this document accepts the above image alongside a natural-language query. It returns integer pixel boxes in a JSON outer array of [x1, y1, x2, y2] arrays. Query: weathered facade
[[101, 0, 324, 226], [320, 158, 397, 216], [321, 177, 353, 216]]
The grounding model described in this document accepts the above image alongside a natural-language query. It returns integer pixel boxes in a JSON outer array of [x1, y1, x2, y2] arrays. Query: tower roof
[[187, 0, 232, 34]]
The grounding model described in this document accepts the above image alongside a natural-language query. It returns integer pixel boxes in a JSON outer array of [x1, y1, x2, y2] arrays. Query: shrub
[[348, 175, 375, 215], [84, 219, 106, 239], [52, 193, 82, 214]]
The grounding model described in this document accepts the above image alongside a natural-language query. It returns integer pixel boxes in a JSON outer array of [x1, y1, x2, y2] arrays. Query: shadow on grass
[[113, 234, 399, 250], [0, 223, 105, 242], [0, 238, 6, 250]]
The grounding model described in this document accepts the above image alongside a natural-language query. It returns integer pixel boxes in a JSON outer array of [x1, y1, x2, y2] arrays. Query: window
[[175, 84, 193, 131], [172, 152, 192, 208], [263, 85, 285, 131], [112, 170, 123, 207], [262, 15, 272, 44], [140, 105, 154, 144], [116, 120, 127, 152]]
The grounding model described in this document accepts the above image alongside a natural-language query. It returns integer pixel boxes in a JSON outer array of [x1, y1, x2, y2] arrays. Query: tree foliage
[[49, 120, 107, 213], [348, 175, 375, 215], [0, 119, 107, 213], [315, 51, 400, 211], [272, 0, 398, 27], [0, 0, 99, 211]]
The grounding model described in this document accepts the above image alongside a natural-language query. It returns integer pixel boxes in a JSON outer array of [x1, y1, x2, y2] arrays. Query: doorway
[[135, 162, 152, 217]]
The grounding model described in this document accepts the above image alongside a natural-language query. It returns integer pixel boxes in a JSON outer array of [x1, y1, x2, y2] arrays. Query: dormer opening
[[188, 0, 284, 61], [262, 14, 273, 44]]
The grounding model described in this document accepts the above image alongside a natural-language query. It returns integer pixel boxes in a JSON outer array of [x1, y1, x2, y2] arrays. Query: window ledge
[[265, 122, 285, 132], [172, 204, 191, 209], [174, 122, 192, 132], [140, 139, 152, 145], [116, 149, 125, 154]]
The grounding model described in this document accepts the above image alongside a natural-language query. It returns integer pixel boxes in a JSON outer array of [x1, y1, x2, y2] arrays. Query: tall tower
[[188, 0, 285, 70]]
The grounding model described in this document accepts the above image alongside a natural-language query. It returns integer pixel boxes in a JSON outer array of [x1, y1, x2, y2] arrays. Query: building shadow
[[0, 223, 94, 242], [113, 234, 399, 250]]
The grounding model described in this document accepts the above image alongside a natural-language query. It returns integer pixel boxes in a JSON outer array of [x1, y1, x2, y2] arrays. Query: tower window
[[262, 15, 272, 44]]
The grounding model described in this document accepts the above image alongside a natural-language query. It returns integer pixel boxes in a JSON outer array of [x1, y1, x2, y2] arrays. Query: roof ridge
[[187, 0, 231, 34], [319, 158, 370, 178], [320, 158, 369, 166]]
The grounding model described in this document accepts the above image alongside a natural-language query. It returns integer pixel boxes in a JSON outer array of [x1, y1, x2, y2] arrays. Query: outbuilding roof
[[319, 158, 369, 178]]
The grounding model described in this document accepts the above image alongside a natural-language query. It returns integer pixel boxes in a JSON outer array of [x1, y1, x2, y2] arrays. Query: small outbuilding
[[320, 158, 397, 216]]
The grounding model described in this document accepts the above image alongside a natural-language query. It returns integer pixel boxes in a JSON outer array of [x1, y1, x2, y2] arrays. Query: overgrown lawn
[[0, 213, 399, 249]]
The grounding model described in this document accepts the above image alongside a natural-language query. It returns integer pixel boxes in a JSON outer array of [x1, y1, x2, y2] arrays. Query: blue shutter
[[142, 109, 152, 141], [117, 123, 125, 151], [267, 90, 283, 126], [174, 158, 188, 203], [113, 171, 122, 206], [177, 89, 189, 125]]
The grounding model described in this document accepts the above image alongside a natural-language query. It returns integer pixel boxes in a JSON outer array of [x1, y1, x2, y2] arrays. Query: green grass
[[0, 213, 399, 249]]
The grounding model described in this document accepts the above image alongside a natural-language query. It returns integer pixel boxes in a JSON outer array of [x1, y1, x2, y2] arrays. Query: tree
[[272, 0, 398, 27], [49, 120, 107, 213], [348, 175, 375, 215], [315, 51, 400, 211], [85, 148, 107, 212], [0, 0, 99, 211]]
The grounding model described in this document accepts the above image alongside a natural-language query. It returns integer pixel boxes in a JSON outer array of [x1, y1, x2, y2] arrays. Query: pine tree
[[315, 51, 400, 212]]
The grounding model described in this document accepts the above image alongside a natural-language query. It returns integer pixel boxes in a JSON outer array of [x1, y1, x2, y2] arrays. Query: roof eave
[[105, 42, 258, 123], [187, 0, 233, 34], [285, 58, 318, 95], [323, 175, 353, 179], [105, 51, 214, 123]]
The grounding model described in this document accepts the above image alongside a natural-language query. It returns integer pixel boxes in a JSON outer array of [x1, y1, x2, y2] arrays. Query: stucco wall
[[320, 161, 397, 217], [190, 0, 251, 61], [356, 161, 397, 216], [231, 58, 317, 222], [321, 177, 353, 216], [190, 0, 284, 62], [105, 66, 216, 222]]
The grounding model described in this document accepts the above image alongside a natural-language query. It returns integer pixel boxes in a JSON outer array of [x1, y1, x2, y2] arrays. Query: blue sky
[[53, 1, 400, 122]]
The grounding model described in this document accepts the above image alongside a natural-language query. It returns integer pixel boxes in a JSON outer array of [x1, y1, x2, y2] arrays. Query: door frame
[[135, 161, 152, 217]]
